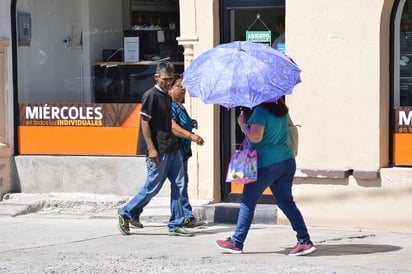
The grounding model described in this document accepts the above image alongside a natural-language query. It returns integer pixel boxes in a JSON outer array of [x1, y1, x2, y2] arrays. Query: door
[[219, 0, 285, 202]]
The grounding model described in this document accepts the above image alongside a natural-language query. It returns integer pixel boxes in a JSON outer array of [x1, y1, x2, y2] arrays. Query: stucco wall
[[276, 0, 412, 233], [179, 0, 221, 202], [282, 168, 412, 233], [181, 0, 396, 200], [287, 0, 391, 172], [0, 0, 13, 148], [0, 0, 14, 198]]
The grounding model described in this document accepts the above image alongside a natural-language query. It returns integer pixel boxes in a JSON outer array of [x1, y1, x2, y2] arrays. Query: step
[[201, 203, 277, 225]]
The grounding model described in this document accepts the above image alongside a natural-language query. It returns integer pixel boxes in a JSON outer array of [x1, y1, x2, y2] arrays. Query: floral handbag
[[225, 138, 258, 185]]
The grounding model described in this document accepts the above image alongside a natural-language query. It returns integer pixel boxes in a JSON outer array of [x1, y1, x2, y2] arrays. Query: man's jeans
[[231, 158, 310, 249], [119, 151, 186, 231]]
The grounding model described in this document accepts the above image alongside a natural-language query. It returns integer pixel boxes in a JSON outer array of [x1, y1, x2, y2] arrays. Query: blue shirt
[[247, 106, 294, 168], [171, 101, 193, 160]]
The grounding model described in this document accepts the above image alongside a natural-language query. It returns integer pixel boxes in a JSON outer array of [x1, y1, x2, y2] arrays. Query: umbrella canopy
[[182, 41, 301, 108]]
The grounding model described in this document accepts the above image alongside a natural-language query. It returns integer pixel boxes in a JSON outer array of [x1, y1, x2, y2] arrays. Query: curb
[[0, 193, 279, 226]]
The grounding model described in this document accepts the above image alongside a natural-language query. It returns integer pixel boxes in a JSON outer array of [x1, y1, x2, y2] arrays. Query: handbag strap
[[239, 137, 249, 150]]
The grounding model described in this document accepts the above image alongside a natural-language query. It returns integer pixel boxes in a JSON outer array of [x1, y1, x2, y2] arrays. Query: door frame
[[219, 0, 285, 202]]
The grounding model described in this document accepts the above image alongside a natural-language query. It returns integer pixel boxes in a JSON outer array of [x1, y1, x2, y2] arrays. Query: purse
[[288, 125, 299, 157], [225, 138, 258, 185]]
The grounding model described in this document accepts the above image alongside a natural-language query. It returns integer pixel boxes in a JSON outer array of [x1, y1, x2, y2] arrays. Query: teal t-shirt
[[247, 106, 294, 168]]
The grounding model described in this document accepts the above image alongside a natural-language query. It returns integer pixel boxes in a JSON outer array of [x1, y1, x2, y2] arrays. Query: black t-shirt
[[137, 86, 178, 155]]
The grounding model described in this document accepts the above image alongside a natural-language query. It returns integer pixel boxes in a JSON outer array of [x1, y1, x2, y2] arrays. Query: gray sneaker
[[130, 218, 143, 228], [183, 217, 206, 228], [168, 227, 193, 237]]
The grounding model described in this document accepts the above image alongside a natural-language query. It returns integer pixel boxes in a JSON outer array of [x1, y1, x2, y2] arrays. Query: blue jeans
[[231, 158, 310, 249], [182, 159, 193, 219], [119, 151, 186, 231]]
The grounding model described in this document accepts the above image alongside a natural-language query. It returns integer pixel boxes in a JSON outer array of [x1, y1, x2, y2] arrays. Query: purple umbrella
[[182, 41, 301, 109]]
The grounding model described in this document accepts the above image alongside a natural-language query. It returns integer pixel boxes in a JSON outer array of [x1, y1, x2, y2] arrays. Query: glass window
[[227, 7, 285, 152], [15, 0, 183, 104], [219, 0, 285, 202], [398, 0, 412, 106]]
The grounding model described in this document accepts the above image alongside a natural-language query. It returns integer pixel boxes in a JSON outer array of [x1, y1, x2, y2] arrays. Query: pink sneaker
[[215, 237, 242, 254], [288, 241, 316, 256]]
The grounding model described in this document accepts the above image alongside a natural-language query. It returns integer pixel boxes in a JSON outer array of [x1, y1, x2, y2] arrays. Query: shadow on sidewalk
[[262, 244, 402, 256]]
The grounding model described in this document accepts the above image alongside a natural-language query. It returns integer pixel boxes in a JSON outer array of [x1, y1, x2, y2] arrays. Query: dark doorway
[[219, 0, 285, 202]]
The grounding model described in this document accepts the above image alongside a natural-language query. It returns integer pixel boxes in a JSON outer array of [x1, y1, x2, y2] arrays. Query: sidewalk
[[0, 193, 412, 273], [0, 192, 210, 221]]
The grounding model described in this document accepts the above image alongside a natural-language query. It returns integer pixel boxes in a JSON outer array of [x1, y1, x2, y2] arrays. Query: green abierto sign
[[246, 31, 271, 45]]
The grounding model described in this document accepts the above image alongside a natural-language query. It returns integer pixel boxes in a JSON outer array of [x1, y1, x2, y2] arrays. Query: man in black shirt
[[116, 61, 191, 237]]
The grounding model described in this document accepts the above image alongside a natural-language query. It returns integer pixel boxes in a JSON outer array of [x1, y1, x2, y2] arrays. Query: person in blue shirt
[[169, 73, 205, 228], [216, 98, 316, 256], [272, 15, 285, 52]]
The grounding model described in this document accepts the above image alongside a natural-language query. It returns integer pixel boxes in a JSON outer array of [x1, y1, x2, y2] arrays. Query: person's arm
[[141, 115, 159, 164], [237, 110, 264, 143], [172, 120, 204, 145], [240, 123, 264, 143]]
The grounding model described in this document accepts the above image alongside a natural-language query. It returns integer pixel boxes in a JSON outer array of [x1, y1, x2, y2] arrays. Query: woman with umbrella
[[180, 40, 313, 255], [215, 98, 316, 256]]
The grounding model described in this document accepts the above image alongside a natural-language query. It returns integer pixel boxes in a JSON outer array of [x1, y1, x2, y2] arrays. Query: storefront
[[0, 0, 187, 196], [1, 0, 412, 232], [13, 0, 183, 156], [393, 0, 412, 165]]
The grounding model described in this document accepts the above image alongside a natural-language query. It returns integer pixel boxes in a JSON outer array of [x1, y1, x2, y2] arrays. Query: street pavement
[[0, 193, 411, 273]]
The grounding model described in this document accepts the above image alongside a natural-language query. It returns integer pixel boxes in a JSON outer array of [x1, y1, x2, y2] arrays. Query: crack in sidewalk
[[316, 233, 376, 244]]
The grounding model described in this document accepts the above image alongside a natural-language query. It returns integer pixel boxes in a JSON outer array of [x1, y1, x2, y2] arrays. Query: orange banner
[[393, 108, 412, 165], [18, 103, 141, 155]]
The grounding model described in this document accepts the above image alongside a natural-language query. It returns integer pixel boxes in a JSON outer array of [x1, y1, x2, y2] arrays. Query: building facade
[[1, 0, 412, 232]]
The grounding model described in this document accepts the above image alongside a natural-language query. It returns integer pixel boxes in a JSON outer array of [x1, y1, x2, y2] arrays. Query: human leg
[[179, 158, 204, 228], [119, 155, 169, 220], [229, 166, 276, 250], [166, 151, 188, 232], [269, 158, 311, 244], [181, 159, 193, 219]]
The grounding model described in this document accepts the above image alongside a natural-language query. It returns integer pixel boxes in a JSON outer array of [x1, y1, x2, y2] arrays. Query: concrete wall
[[277, 0, 412, 232], [0, 0, 14, 199], [179, 0, 221, 202], [281, 168, 412, 233], [286, 0, 391, 172], [0, 39, 13, 198], [14, 156, 171, 198], [0, 1, 13, 148]]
